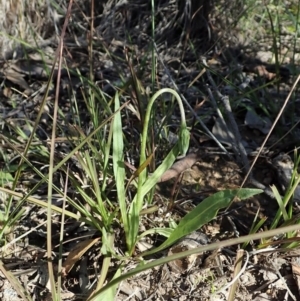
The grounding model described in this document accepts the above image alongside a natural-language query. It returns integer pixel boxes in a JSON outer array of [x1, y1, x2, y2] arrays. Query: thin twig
[[241, 73, 300, 188]]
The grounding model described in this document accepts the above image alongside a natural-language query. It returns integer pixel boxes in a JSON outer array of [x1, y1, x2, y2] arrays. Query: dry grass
[[0, 0, 61, 59]]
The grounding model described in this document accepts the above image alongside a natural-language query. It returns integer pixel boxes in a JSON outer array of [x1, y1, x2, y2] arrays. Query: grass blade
[[142, 188, 263, 256], [112, 93, 129, 244]]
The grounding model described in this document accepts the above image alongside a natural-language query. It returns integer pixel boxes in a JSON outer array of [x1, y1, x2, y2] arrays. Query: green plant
[[259, 151, 300, 248]]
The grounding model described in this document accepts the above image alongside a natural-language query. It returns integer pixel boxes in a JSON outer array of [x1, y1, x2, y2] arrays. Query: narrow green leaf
[[142, 188, 262, 256], [140, 142, 181, 199], [89, 264, 122, 301], [270, 185, 288, 221], [97, 231, 114, 291], [127, 142, 181, 254], [179, 125, 190, 156], [112, 93, 128, 239], [138, 228, 173, 240]]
